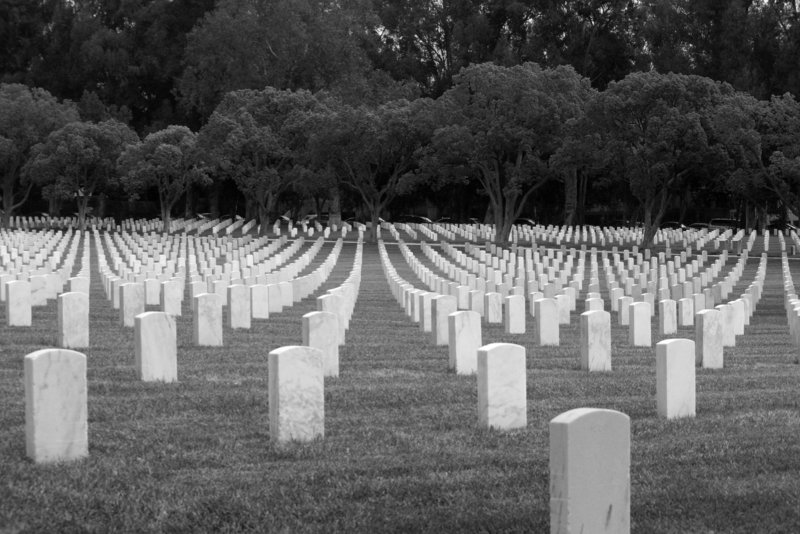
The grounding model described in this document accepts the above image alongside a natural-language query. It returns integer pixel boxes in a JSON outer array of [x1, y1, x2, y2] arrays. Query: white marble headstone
[[477, 343, 527, 430], [269, 346, 324, 444], [549, 408, 630, 534], [24, 348, 88, 463], [135, 311, 177, 382]]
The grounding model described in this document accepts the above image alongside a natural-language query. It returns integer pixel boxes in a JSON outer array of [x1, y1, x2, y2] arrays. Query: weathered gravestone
[[269, 346, 324, 444], [302, 311, 339, 378], [628, 301, 651, 347], [448, 310, 482, 375], [135, 311, 177, 382], [193, 293, 223, 346], [549, 408, 630, 534], [477, 343, 527, 430], [580, 310, 611, 372], [58, 292, 89, 348], [228, 284, 251, 329], [504, 295, 525, 334], [161, 279, 182, 316], [24, 348, 88, 463], [119, 282, 145, 328], [535, 298, 559, 346], [7, 280, 31, 327], [431, 294, 457, 346], [695, 309, 723, 368], [656, 338, 695, 419]]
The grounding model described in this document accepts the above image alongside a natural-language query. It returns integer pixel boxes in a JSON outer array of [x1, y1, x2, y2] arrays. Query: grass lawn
[[1, 235, 799, 533]]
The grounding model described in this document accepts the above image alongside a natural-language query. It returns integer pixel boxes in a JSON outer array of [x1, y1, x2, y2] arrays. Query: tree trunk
[[245, 195, 257, 221], [48, 196, 62, 216], [563, 168, 577, 226], [640, 189, 671, 248], [2, 178, 13, 227], [161, 203, 171, 234], [369, 208, 381, 243], [265, 191, 278, 224], [184, 183, 195, 219], [492, 196, 514, 245], [77, 197, 89, 232], [257, 202, 269, 236], [209, 181, 221, 219], [98, 194, 107, 218], [577, 171, 588, 224], [329, 186, 342, 226]]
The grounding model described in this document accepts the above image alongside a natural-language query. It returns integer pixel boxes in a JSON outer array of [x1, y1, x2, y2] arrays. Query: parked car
[[660, 221, 687, 230], [514, 218, 537, 227], [708, 218, 740, 231], [394, 214, 432, 224], [689, 222, 709, 230]]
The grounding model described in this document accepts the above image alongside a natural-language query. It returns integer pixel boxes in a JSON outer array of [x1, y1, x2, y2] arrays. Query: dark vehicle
[[394, 214, 432, 224], [514, 218, 537, 227], [660, 221, 687, 230], [708, 218, 740, 231], [689, 222, 709, 230]]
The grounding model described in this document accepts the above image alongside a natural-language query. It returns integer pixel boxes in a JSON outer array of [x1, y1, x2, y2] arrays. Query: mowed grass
[[0, 236, 799, 533]]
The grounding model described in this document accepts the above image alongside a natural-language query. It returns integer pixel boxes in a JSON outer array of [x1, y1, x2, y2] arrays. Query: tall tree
[[14, 0, 216, 132], [197, 87, 320, 234], [117, 125, 209, 232], [0, 83, 79, 226], [586, 71, 736, 247], [305, 97, 437, 241], [524, 0, 647, 89], [420, 62, 593, 243], [22, 119, 138, 230], [179, 0, 374, 120]]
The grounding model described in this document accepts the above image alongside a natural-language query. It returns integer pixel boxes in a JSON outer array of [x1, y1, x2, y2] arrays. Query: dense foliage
[[6, 1, 800, 244]]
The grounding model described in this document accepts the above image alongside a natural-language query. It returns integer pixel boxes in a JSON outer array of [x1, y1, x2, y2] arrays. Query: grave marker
[[24, 349, 88, 463], [268, 346, 324, 443], [477, 343, 527, 430]]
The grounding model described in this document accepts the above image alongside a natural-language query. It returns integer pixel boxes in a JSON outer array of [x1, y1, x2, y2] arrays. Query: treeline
[[3, 1, 800, 245], [5, 62, 800, 246], [6, 1, 800, 128]]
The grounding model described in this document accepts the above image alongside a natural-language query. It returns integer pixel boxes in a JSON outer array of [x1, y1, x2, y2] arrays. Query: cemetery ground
[[1, 232, 799, 532]]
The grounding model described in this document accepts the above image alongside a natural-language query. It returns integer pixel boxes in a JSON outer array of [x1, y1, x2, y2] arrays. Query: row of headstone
[[2, 231, 88, 327]]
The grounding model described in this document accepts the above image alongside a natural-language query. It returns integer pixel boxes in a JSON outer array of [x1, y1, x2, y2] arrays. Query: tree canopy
[[23, 119, 138, 229], [0, 83, 79, 225], [421, 62, 594, 242], [117, 125, 209, 232]]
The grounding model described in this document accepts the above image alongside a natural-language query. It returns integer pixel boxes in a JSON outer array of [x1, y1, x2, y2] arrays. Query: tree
[[198, 87, 320, 234], [0, 83, 79, 226], [117, 125, 209, 232], [524, 0, 647, 89], [178, 0, 373, 120], [738, 93, 800, 224], [19, 0, 216, 131], [550, 130, 609, 226], [585, 71, 736, 247], [305, 97, 437, 242], [23, 119, 137, 230], [421, 62, 593, 243]]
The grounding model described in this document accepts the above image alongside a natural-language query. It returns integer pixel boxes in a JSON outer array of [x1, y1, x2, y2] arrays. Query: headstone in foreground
[[25, 348, 88, 463], [269, 345, 324, 444], [549, 408, 630, 534]]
